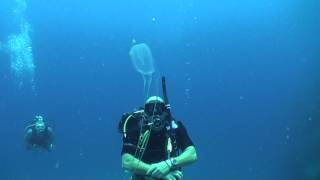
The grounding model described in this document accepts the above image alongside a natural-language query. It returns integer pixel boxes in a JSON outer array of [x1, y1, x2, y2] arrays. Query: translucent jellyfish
[[129, 43, 155, 100]]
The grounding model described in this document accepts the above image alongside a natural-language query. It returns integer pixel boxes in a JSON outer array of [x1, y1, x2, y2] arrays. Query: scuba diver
[[118, 77, 197, 180], [24, 115, 54, 152]]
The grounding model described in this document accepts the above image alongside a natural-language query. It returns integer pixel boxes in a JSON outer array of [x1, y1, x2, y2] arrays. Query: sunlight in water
[[5, 0, 35, 88]]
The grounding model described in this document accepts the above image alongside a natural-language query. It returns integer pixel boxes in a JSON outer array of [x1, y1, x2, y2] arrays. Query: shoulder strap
[[122, 110, 144, 138]]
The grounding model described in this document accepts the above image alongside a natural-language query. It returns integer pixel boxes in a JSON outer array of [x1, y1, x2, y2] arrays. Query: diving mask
[[144, 103, 169, 132], [144, 102, 166, 116]]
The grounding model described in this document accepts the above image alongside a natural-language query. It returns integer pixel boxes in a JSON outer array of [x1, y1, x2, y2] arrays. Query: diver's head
[[34, 115, 46, 133], [144, 96, 168, 131], [144, 96, 166, 116]]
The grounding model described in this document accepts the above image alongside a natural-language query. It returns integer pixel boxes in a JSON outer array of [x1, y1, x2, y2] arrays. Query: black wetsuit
[[119, 111, 194, 180], [25, 126, 53, 151]]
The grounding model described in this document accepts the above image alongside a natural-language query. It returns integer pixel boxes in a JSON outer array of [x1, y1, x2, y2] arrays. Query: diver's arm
[[47, 127, 54, 141], [25, 129, 33, 149], [171, 145, 197, 168], [46, 127, 54, 151], [25, 129, 33, 140], [122, 153, 152, 175]]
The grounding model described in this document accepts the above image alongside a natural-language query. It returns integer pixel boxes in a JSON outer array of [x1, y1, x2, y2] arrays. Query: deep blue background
[[0, 0, 319, 179]]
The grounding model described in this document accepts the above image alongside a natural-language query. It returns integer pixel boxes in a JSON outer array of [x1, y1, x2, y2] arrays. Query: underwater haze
[[0, 0, 320, 180]]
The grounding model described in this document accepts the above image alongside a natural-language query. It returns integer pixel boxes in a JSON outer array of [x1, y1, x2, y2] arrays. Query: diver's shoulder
[[26, 128, 33, 134], [121, 109, 144, 120], [173, 119, 187, 129], [47, 127, 53, 133], [118, 109, 144, 132]]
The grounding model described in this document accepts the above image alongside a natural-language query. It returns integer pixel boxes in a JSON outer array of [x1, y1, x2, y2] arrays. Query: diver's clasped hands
[[163, 170, 183, 180], [147, 160, 171, 178], [146, 160, 183, 180]]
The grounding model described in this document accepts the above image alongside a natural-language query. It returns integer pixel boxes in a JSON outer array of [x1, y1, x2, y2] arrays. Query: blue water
[[0, 0, 319, 180]]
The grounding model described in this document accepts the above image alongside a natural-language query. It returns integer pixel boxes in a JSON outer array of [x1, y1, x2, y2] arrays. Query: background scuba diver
[[119, 96, 197, 180], [24, 115, 54, 151]]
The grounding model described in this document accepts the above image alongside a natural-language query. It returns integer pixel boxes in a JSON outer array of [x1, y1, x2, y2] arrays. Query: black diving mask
[[144, 102, 168, 131], [144, 102, 166, 116]]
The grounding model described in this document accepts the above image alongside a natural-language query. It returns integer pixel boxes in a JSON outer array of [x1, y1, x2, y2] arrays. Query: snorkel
[[161, 76, 172, 120]]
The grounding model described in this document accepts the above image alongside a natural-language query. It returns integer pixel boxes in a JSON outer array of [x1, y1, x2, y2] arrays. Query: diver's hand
[[162, 173, 176, 180], [170, 170, 183, 180], [146, 160, 171, 179]]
